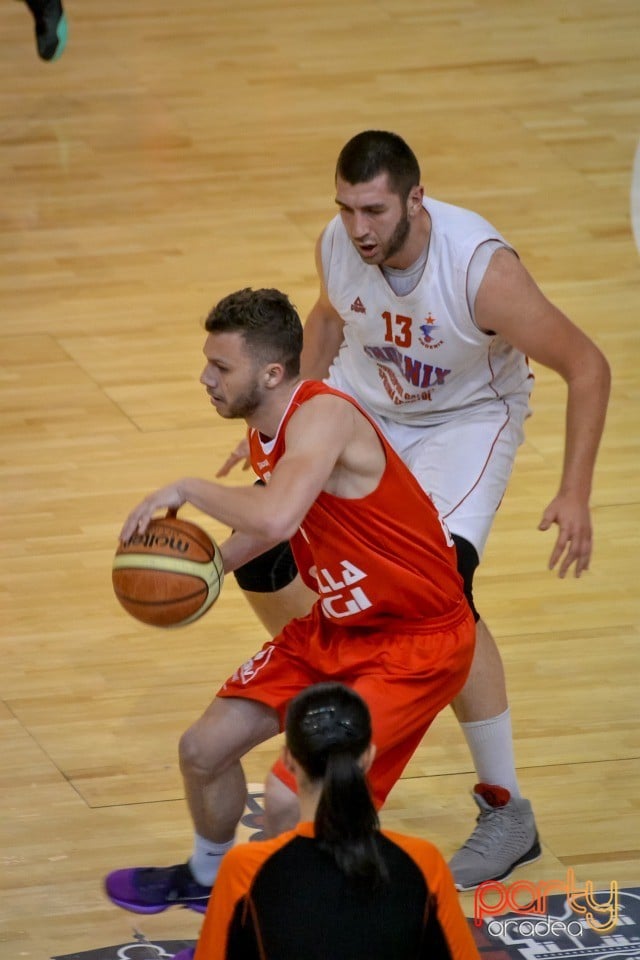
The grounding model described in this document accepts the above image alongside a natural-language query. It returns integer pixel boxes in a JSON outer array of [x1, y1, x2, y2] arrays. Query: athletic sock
[[189, 834, 235, 886], [459, 707, 522, 798]]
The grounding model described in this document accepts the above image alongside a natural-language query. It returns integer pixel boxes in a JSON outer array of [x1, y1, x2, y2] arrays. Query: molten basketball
[[112, 514, 224, 627]]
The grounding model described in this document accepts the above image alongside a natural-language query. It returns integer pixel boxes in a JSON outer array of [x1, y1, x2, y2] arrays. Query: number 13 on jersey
[[383, 311, 412, 348]]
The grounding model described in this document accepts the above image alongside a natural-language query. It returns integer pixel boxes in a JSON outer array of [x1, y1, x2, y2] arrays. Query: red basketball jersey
[[249, 380, 466, 628]]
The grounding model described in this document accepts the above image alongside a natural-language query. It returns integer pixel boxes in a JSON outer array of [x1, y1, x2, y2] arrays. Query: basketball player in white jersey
[[219, 131, 610, 889]]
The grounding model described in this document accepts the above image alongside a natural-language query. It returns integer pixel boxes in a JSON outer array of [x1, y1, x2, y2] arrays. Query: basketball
[[112, 514, 224, 627]]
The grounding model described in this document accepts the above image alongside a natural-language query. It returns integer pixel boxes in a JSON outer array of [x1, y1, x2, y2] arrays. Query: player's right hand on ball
[[216, 435, 251, 477], [120, 483, 186, 542]]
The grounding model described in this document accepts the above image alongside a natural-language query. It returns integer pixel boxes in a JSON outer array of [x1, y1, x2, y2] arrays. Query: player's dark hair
[[285, 683, 388, 885], [205, 287, 302, 378], [336, 130, 421, 202]]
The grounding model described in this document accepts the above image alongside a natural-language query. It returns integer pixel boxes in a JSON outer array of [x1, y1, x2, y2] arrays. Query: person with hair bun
[[179, 683, 479, 960]]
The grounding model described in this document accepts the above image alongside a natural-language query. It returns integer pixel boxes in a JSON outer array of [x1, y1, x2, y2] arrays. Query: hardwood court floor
[[1, 0, 639, 956]]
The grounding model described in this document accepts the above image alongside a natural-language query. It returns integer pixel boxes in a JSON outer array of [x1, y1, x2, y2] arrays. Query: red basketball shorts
[[218, 600, 475, 807]]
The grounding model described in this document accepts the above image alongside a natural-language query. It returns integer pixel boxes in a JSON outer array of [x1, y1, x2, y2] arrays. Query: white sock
[[189, 833, 235, 886], [459, 708, 522, 798]]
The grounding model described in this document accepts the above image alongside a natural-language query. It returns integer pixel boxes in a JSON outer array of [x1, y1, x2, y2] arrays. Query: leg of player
[[104, 697, 280, 914], [234, 537, 316, 635], [243, 575, 316, 636], [448, 614, 541, 890], [263, 769, 300, 835], [396, 402, 540, 892], [451, 619, 508, 721]]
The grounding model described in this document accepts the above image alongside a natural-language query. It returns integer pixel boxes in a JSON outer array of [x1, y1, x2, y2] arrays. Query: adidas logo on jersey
[[350, 296, 366, 314]]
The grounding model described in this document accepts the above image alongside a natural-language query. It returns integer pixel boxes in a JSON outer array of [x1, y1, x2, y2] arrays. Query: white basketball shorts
[[327, 372, 531, 558]]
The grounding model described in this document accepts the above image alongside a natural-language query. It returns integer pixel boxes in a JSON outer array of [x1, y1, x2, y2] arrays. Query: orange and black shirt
[[194, 822, 480, 960]]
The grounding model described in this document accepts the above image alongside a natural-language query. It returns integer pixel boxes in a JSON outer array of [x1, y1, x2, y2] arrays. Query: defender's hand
[[216, 436, 251, 477], [538, 494, 592, 578]]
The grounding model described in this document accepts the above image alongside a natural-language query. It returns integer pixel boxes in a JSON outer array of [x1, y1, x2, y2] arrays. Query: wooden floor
[[1, 0, 639, 956]]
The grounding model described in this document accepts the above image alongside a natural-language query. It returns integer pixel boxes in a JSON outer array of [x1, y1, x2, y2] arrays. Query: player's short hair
[[336, 130, 421, 201], [205, 288, 303, 378]]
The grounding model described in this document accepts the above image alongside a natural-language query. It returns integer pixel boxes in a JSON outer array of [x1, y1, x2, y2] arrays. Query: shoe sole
[[454, 837, 543, 892], [106, 893, 209, 915], [49, 15, 67, 61], [37, 12, 68, 61]]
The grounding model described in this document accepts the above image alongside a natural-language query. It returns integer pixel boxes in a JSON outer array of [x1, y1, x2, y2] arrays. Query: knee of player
[[233, 540, 298, 593], [452, 534, 481, 623], [178, 723, 224, 778]]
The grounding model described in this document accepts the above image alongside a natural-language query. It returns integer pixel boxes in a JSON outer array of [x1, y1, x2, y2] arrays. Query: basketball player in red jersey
[[104, 286, 475, 916]]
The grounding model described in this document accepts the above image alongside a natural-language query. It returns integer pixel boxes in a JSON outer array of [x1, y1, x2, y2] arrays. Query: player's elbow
[[586, 344, 611, 400], [254, 512, 301, 545], [567, 341, 611, 399], [597, 348, 611, 394]]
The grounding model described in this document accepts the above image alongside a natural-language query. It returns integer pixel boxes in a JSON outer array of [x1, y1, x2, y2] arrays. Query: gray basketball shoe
[[449, 783, 541, 891]]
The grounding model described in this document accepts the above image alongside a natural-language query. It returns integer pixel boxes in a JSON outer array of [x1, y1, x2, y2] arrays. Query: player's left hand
[[538, 494, 592, 578], [120, 484, 186, 542], [216, 435, 251, 477]]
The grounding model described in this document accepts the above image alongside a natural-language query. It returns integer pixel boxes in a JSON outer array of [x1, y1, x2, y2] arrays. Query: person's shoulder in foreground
[[191, 823, 480, 960]]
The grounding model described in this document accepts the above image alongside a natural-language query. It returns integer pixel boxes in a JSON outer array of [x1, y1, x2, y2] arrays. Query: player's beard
[[220, 381, 264, 420], [382, 209, 411, 264]]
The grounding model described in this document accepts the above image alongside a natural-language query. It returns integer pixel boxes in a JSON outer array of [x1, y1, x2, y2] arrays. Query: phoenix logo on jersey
[[418, 313, 444, 350], [364, 343, 452, 406]]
